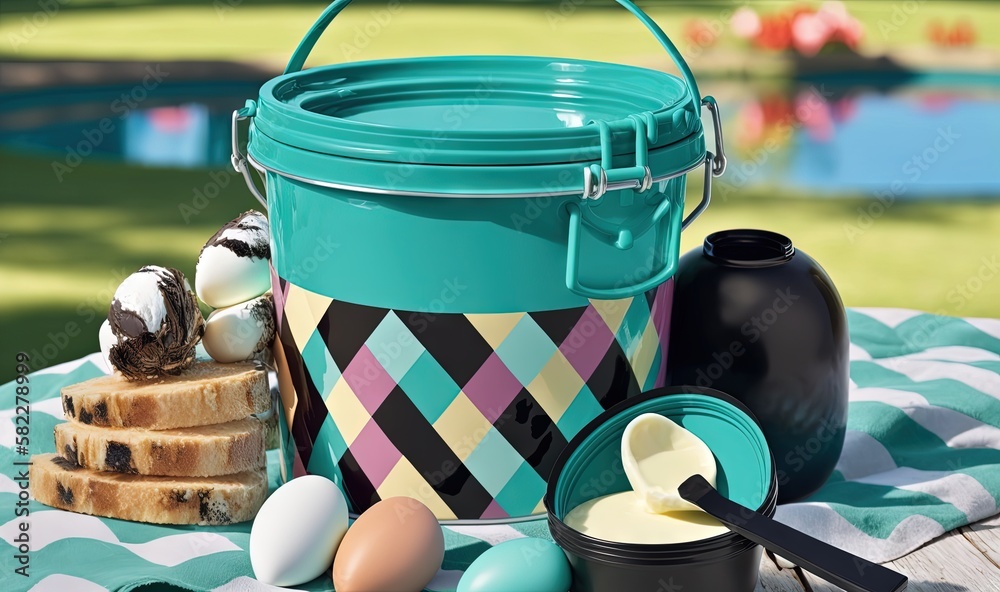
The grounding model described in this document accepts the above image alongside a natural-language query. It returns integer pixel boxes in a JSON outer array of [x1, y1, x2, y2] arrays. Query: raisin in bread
[[54, 417, 266, 477], [61, 361, 269, 430], [29, 453, 267, 525]]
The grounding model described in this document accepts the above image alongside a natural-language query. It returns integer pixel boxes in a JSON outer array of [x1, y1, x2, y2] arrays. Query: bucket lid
[[238, 0, 730, 197], [235, 0, 727, 204], [253, 55, 702, 167]]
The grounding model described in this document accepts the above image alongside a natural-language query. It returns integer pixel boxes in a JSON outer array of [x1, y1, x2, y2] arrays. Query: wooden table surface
[[755, 514, 1000, 592]]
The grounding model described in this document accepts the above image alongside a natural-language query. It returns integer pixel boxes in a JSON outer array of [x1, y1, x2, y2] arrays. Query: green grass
[[1, 0, 999, 382], [1, 1, 998, 67], [2, 148, 998, 383]]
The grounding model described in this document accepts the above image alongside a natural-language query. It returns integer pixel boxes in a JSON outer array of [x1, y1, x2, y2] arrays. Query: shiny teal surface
[[552, 393, 773, 520], [253, 56, 700, 166], [248, 122, 703, 196], [249, 0, 709, 306], [457, 538, 572, 592], [266, 174, 688, 311]]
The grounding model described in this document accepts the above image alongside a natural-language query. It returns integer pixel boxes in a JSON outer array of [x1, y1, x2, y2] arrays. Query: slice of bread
[[29, 453, 267, 525], [54, 418, 266, 477], [61, 361, 269, 430]]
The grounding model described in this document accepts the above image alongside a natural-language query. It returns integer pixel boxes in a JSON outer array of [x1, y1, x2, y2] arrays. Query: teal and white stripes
[[2, 309, 999, 591], [775, 308, 1000, 563]]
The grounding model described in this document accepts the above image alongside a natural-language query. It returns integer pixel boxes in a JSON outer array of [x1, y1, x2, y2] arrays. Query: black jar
[[545, 387, 779, 592], [666, 229, 848, 502]]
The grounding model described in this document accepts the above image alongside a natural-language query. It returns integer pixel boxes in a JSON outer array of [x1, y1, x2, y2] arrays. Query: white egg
[[202, 294, 275, 363], [250, 475, 349, 587], [98, 319, 117, 372], [196, 211, 271, 308]]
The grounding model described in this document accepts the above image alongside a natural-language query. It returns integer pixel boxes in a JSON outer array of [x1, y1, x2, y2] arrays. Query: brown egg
[[333, 497, 444, 592]]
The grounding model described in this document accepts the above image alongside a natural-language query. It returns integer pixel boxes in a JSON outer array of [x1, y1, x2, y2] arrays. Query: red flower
[[755, 12, 794, 50], [684, 19, 719, 50], [954, 19, 976, 46]]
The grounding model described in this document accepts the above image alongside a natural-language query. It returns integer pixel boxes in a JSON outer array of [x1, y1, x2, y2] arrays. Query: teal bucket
[[234, 0, 726, 521]]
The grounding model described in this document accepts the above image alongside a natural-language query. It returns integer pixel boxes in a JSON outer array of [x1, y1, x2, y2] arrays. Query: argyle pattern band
[[271, 271, 672, 520]]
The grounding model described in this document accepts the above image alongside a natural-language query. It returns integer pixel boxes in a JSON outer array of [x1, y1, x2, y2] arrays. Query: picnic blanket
[[2, 308, 998, 592]]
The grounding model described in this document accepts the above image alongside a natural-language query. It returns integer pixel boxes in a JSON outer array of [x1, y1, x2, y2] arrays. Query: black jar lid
[[703, 229, 795, 267]]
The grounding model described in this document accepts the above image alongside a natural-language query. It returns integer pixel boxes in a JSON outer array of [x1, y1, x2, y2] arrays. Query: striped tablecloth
[[2, 308, 998, 592]]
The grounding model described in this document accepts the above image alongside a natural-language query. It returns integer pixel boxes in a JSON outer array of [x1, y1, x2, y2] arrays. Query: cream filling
[[564, 413, 725, 544], [564, 491, 728, 544]]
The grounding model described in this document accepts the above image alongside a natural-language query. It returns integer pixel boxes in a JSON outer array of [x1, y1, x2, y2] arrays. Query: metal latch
[[582, 112, 658, 201]]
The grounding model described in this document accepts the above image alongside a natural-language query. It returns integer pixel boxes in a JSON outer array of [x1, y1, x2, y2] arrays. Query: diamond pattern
[[433, 392, 493, 462], [526, 350, 584, 423], [480, 499, 509, 520], [275, 277, 670, 519], [284, 286, 328, 357], [619, 296, 653, 360], [529, 307, 588, 345], [404, 312, 494, 386], [630, 317, 662, 391], [587, 340, 642, 409], [493, 389, 568, 482], [301, 332, 341, 397], [495, 462, 548, 518], [398, 351, 461, 424], [366, 311, 425, 383], [463, 353, 523, 423], [378, 459, 456, 520], [494, 315, 558, 386], [322, 299, 388, 369], [351, 419, 402, 489], [277, 313, 329, 470], [591, 296, 632, 333], [324, 375, 370, 445], [306, 414, 348, 483], [560, 305, 616, 381], [464, 428, 526, 496], [374, 386, 494, 518], [342, 346, 397, 414], [556, 384, 606, 440], [466, 313, 523, 349], [338, 448, 379, 511]]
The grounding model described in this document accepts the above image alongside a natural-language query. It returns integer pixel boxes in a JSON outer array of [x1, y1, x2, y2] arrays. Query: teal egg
[[458, 538, 571, 592]]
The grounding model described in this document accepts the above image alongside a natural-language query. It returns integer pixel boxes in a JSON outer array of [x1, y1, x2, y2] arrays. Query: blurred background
[[1, 0, 998, 382]]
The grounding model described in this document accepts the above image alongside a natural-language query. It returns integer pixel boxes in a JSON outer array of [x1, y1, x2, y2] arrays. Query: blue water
[[0, 80, 261, 169], [792, 97, 998, 195], [1, 76, 997, 198], [720, 76, 1000, 199]]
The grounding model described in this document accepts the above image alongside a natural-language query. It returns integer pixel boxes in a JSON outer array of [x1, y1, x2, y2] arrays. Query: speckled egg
[[195, 210, 271, 308], [202, 293, 275, 363], [458, 538, 571, 592], [105, 265, 204, 381], [333, 497, 444, 592]]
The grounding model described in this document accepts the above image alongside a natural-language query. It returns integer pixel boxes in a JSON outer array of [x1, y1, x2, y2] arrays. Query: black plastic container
[[667, 230, 848, 502], [545, 386, 779, 592]]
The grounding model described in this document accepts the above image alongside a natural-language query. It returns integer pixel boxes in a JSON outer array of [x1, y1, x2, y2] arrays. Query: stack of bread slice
[[30, 361, 271, 525]]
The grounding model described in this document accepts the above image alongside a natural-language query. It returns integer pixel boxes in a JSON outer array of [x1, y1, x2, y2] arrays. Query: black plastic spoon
[[679, 475, 908, 592]]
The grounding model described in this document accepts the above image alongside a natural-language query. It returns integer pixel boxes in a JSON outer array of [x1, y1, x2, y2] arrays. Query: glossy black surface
[[680, 475, 908, 592], [667, 230, 849, 502]]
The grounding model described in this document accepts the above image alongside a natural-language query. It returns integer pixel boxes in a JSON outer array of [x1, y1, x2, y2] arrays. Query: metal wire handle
[[283, 0, 702, 106], [231, 106, 266, 207]]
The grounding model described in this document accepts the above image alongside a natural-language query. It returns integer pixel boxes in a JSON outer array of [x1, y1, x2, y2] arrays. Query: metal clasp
[[583, 114, 656, 200]]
